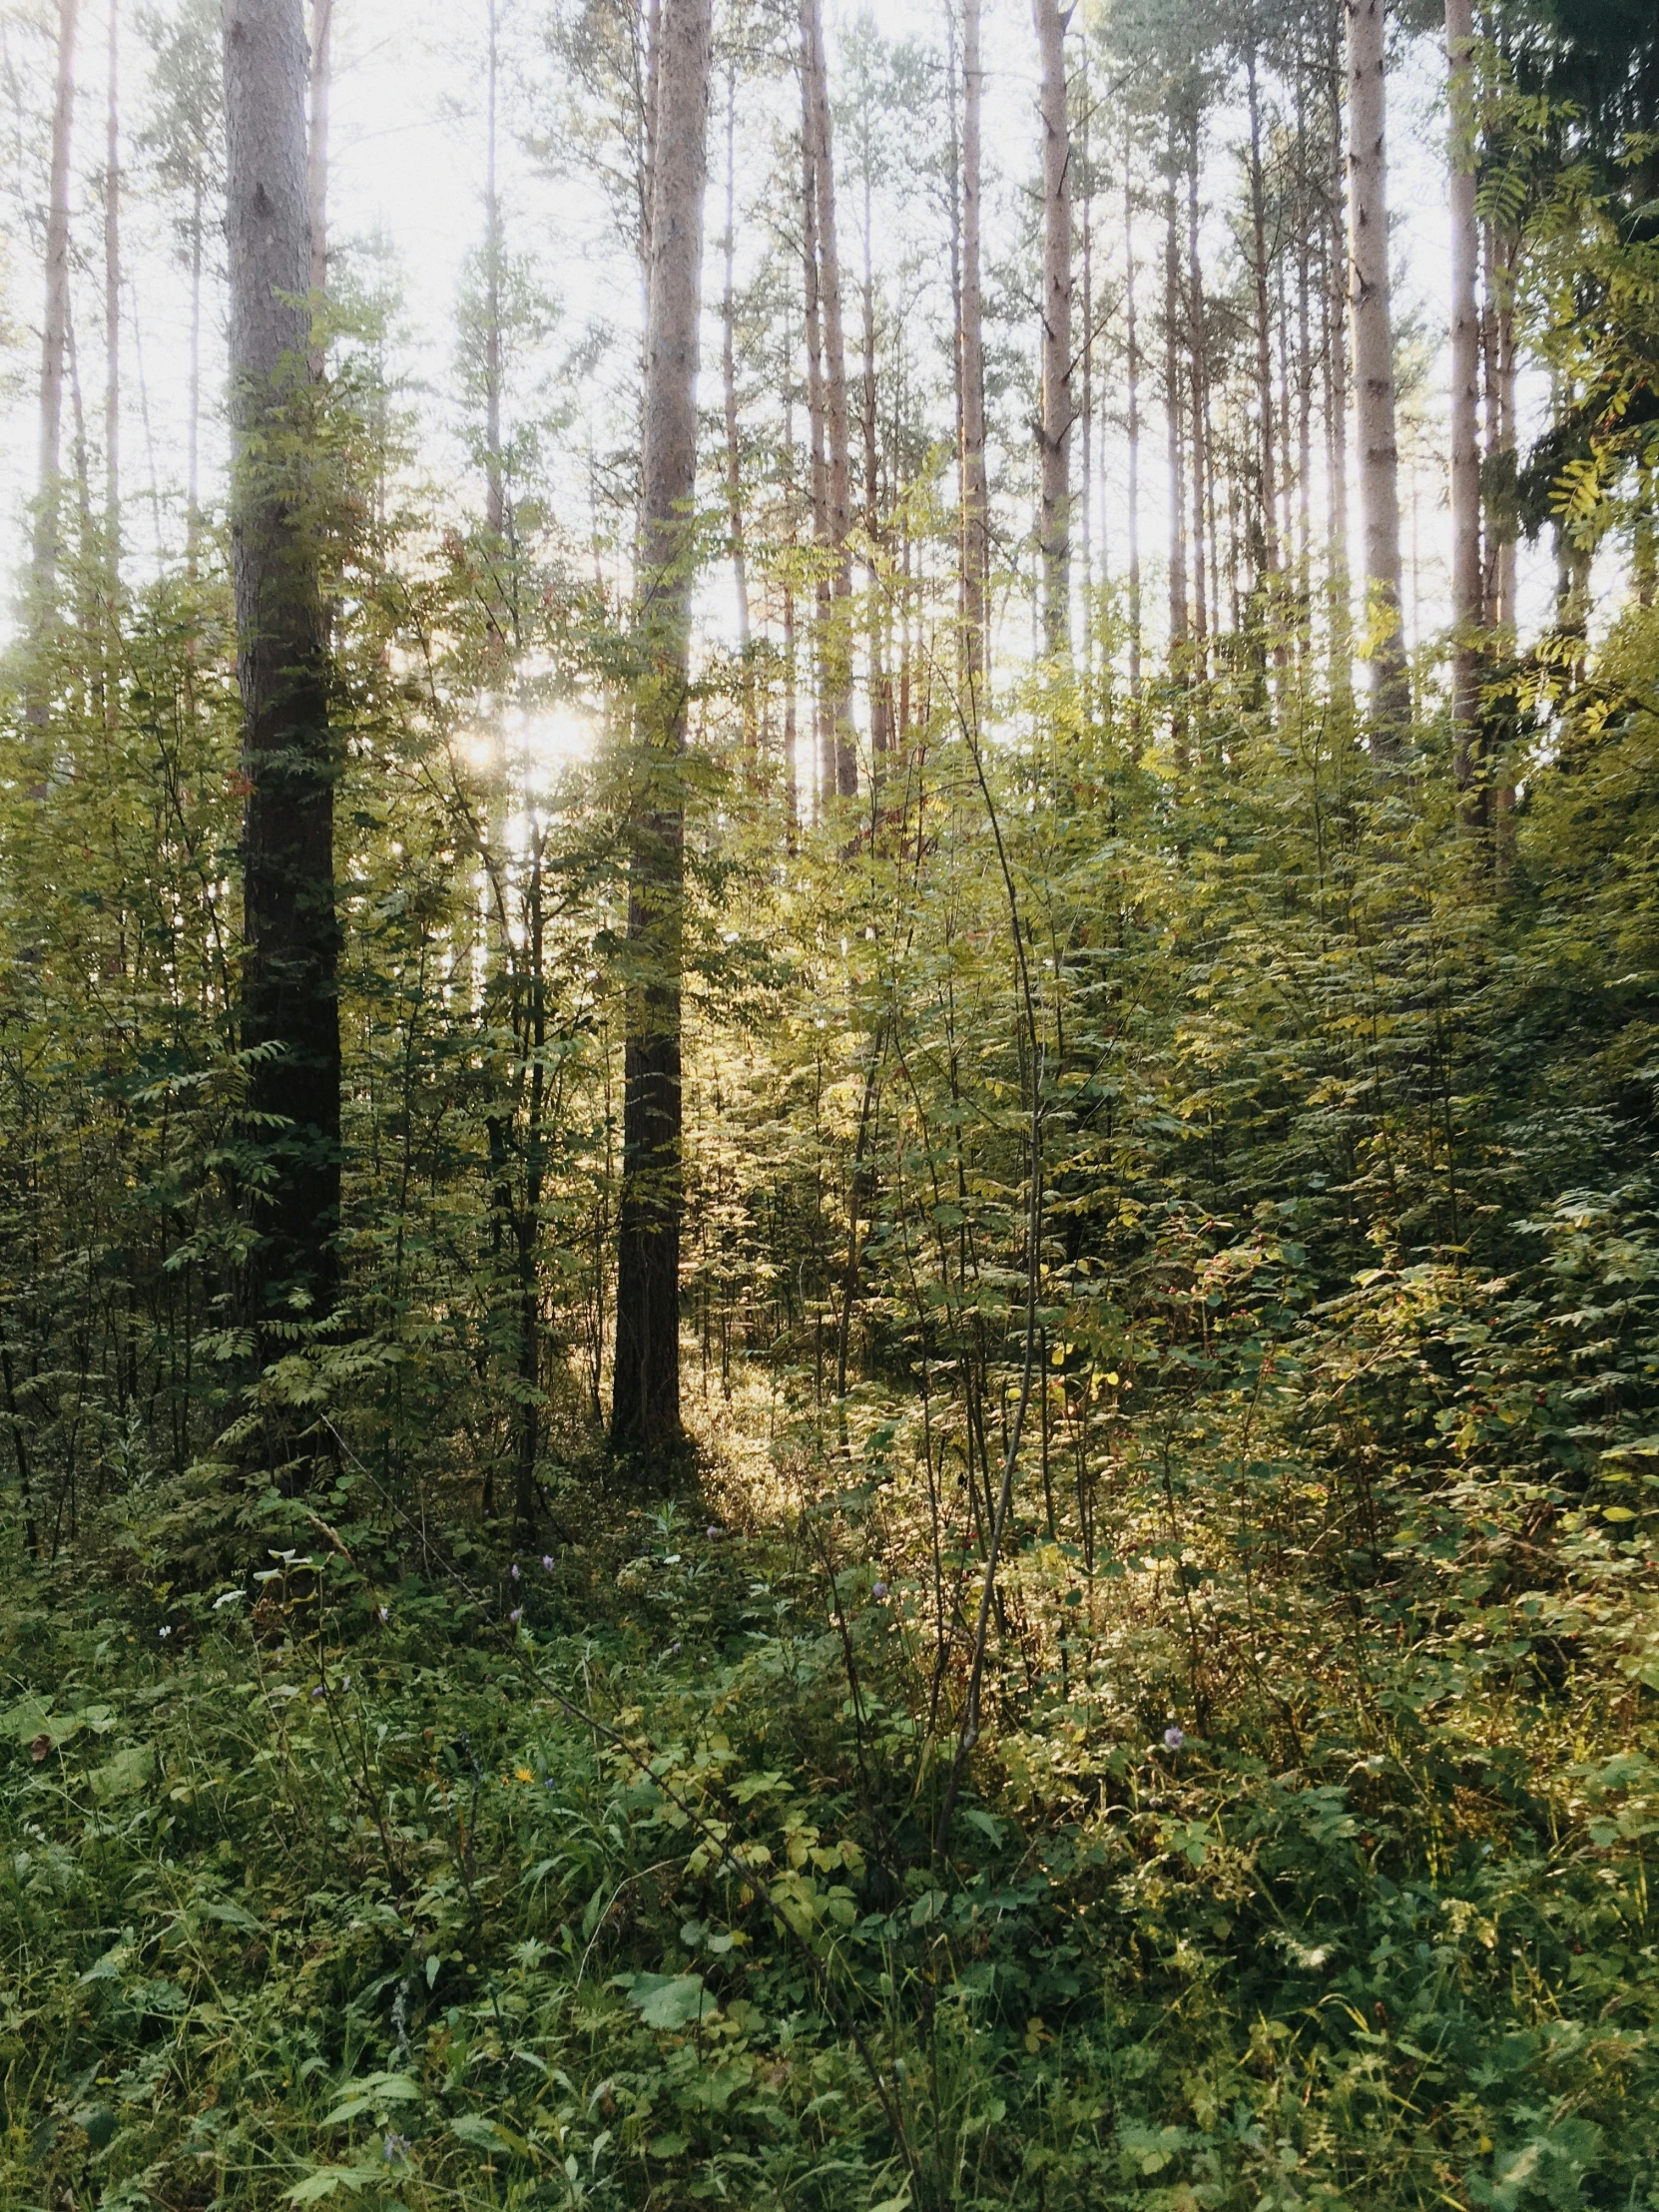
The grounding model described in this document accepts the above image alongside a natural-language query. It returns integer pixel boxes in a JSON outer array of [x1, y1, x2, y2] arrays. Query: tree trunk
[[484, 0, 506, 543], [104, 0, 121, 601], [33, 0, 79, 631], [1246, 49, 1278, 588], [307, 0, 332, 373], [1324, 41, 1352, 705], [719, 60, 753, 710], [1164, 128, 1188, 763], [1345, 0, 1408, 751], [801, 137, 832, 816], [1124, 113, 1142, 715], [1034, 0, 1072, 661], [1446, 0, 1483, 811], [960, 0, 988, 691], [610, 0, 711, 1463], [224, 0, 340, 1343], [802, 0, 856, 798], [1186, 110, 1208, 686]]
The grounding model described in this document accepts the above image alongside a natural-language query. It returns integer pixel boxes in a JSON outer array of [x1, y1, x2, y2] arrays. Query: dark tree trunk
[[610, 0, 712, 1464], [224, 0, 340, 1345]]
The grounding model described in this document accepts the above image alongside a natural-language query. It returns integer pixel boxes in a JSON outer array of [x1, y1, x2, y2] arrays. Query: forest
[[3, 0, 1659, 2203]]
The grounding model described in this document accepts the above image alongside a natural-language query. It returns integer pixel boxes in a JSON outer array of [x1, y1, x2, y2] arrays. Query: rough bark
[[1446, 0, 1483, 807], [1034, 0, 1072, 660], [960, 0, 988, 690], [1345, 0, 1408, 750], [610, 0, 711, 1462], [223, 0, 340, 1339]]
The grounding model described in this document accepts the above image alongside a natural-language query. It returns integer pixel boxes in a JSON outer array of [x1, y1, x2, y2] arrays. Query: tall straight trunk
[[483, 0, 505, 542], [1124, 116, 1142, 709], [1186, 111, 1208, 683], [610, 0, 711, 1461], [641, 0, 662, 273], [801, 139, 832, 815], [860, 151, 888, 767], [719, 59, 753, 745], [224, 0, 340, 1337], [1246, 50, 1278, 585], [33, 0, 80, 627], [1324, 47, 1352, 702], [1345, 0, 1408, 750], [1446, 0, 1482, 804], [960, 0, 988, 690], [104, 0, 121, 592], [802, 0, 856, 797], [307, 0, 332, 369], [187, 172, 205, 568], [1034, 0, 1072, 660], [1164, 133, 1188, 761]]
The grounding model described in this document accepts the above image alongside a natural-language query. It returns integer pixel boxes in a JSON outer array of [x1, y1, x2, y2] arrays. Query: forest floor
[[4, 1355, 1658, 2212]]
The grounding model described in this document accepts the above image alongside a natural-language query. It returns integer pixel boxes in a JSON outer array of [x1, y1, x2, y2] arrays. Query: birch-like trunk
[[802, 0, 856, 798], [610, 0, 711, 1461], [32, 0, 80, 632], [1345, 0, 1408, 750], [224, 0, 340, 1340]]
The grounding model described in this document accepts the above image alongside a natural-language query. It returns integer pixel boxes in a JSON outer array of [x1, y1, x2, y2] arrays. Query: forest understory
[[6, 0, 1659, 2205]]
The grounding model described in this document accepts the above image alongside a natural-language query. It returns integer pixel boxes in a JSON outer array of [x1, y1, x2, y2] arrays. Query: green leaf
[[619, 1971, 713, 2030], [284, 2168, 385, 2203], [90, 1745, 155, 1804]]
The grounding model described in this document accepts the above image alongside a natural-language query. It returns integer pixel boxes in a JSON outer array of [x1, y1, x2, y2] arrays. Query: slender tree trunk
[[802, 0, 856, 798], [1186, 111, 1208, 687], [1324, 46, 1352, 705], [1164, 129, 1188, 763], [33, 0, 80, 633], [1446, 0, 1483, 811], [484, 0, 505, 543], [610, 0, 711, 1462], [187, 173, 204, 569], [1345, 0, 1408, 750], [801, 138, 832, 816], [860, 149, 888, 769], [1034, 0, 1072, 661], [224, 0, 340, 1345], [960, 0, 988, 691], [1247, 49, 1278, 590], [719, 58, 753, 753], [104, 0, 121, 594], [1124, 114, 1142, 714], [1080, 54, 1094, 694]]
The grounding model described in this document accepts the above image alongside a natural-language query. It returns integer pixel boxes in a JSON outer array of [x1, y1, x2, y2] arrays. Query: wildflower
[[509, 1607, 523, 1626], [383, 2132, 410, 2164], [1164, 1727, 1185, 1751], [541, 1554, 555, 1572], [312, 1685, 326, 1701], [510, 1563, 521, 1581], [159, 1626, 172, 1639], [706, 1524, 721, 1539], [872, 1581, 888, 1600], [377, 1605, 389, 1623], [670, 1640, 682, 1655]]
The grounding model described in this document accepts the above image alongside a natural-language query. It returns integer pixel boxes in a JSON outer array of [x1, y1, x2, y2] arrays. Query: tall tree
[[610, 0, 712, 1460], [1446, 0, 1483, 810], [960, 0, 988, 690], [33, 0, 80, 628], [104, 0, 121, 598], [223, 0, 340, 1344], [1345, 0, 1408, 749], [802, 0, 856, 798], [1035, 0, 1073, 660], [307, 0, 332, 329]]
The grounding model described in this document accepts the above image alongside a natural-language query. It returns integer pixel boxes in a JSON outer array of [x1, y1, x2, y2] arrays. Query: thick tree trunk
[[1446, 0, 1483, 809], [1034, 0, 1072, 661], [960, 0, 988, 691], [33, 0, 79, 630], [802, 0, 856, 798], [1345, 0, 1408, 751], [610, 0, 711, 1462], [224, 0, 340, 1340]]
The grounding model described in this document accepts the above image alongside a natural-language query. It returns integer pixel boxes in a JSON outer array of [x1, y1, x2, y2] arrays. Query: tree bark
[[801, 137, 832, 816], [1446, 0, 1483, 810], [1345, 0, 1408, 751], [960, 0, 988, 691], [104, 0, 121, 600], [1164, 125, 1188, 763], [610, 0, 711, 1462], [1246, 49, 1278, 588], [307, 0, 332, 373], [719, 60, 753, 704], [1034, 0, 1072, 661], [33, 0, 80, 630], [224, 0, 340, 1341], [1124, 112, 1142, 714]]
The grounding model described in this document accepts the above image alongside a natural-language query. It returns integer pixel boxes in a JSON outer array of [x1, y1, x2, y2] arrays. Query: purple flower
[[872, 1581, 889, 1600], [541, 1555, 555, 1572], [510, 1563, 521, 1581], [311, 1685, 326, 1701], [1164, 1727, 1185, 1751], [706, 1524, 721, 1539], [509, 1607, 523, 1626], [671, 1640, 682, 1655], [382, 2132, 410, 2164]]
